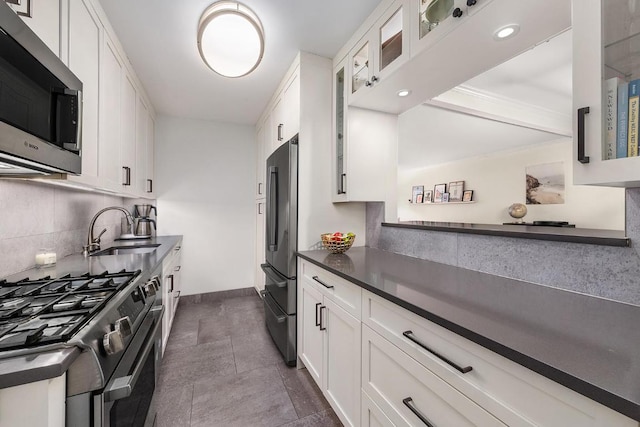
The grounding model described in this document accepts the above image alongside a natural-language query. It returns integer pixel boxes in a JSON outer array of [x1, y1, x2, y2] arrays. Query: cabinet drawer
[[362, 389, 396, 427], [362, 325, 505, 427], [363, 290, 636, 427], [299, 259, 361, 319]]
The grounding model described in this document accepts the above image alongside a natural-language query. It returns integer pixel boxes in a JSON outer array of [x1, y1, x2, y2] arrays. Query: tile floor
[[153, 289, 342, 427]]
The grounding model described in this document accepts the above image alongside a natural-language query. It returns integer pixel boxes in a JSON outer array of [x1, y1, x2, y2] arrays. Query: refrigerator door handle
[[268, 166, 278, 252], [260, 263, 287, 288]]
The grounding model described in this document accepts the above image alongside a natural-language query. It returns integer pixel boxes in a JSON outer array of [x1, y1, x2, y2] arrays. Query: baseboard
[[180, 287, 258, 304]]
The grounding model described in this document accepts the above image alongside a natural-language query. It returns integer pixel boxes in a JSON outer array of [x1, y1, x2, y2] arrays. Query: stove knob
[[103, 330, 124, 355], [144, 282, 157, 296], [102, 316, 132, 355]]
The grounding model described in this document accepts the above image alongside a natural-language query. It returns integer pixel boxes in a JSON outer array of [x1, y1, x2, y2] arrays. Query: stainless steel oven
[[97, 304, 163, 427]]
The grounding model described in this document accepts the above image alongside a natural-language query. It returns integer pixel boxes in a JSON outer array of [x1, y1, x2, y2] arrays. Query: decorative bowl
[[320, 233, 355, 254]]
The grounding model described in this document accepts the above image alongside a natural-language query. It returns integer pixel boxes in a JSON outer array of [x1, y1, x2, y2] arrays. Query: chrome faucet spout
[[83, 207, 134, 256]]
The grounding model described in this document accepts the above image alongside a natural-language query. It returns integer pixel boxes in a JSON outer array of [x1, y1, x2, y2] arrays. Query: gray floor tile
[[276, 364, 332, 419], [160, 337, 236, 387], [197, 306, 264, 344], [221, 294, 263, 313], [278, 409, 343, 427], [232, 330, 283, 373], [191, 365, 298, 427], [166, 327, 198, 351], [154, 383, 193, 427]]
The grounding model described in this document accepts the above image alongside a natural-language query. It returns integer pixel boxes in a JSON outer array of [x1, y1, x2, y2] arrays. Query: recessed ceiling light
[[397, 90, 411, 97], [494, 24, 520, 40], [197, 1, 265, 78]]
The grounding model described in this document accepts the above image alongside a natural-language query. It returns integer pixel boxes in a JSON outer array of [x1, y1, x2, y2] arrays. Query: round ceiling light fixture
[[197, 1, 265, 78], [397, 89, 411, 97], [494, 24, 520, 40]]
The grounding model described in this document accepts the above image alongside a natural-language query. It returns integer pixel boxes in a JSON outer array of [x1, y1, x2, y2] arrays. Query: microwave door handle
[[104, 306, 164, 402], [268, 166, 278, 252], [52, 88, 81, 152]]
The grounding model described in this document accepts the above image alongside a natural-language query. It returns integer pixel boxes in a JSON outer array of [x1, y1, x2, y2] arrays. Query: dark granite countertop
[[297, 246, 640, 422], [0, 235, 182, 388], [384, 221, 630, 247]]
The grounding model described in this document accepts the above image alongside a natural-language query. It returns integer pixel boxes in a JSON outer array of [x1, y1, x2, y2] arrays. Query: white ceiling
[[399, 29, 573, 169], [98, 0, 383, 125]]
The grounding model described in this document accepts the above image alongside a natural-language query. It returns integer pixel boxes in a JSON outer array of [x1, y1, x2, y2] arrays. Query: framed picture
[[5, 0, 31, 17], [424, 190, 433, 203], [433, 183, 446, 203], [462, 190, 474, 202], [411, 185, 424, 204], [443, 193, 450, 202], [448, 180, 464, 202]]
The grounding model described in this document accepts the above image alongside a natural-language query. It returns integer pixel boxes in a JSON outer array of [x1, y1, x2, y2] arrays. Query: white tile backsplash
[[0, 180, 145, 279]]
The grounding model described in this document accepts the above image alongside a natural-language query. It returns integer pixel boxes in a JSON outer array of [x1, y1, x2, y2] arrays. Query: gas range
[[0, 270, 140, 351]]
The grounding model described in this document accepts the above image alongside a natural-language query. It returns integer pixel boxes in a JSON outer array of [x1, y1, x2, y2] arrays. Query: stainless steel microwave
[[0, 1, 82, 176]]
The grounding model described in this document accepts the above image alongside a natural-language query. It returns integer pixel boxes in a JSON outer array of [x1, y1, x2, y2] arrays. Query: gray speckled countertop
[[0, 235, 182, 388], [297, 246, 640, 422]]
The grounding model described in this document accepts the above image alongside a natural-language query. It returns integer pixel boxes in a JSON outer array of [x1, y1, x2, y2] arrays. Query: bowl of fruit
[[320, 232, 356, 254]]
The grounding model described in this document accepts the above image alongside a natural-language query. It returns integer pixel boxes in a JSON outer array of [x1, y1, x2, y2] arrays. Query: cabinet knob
[[452, 7, 463, 17], [371, 75, 379, 83], [365, 80, 373, 87], [466, 0, 477, 6]]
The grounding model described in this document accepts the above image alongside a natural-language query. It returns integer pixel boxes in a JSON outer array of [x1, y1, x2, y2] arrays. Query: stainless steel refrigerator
[[261, 134, 298, 366]]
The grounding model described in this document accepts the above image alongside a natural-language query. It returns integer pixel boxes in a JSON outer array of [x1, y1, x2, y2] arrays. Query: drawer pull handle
[[319, 305, 327, 331], [403, 330, 472, 374], [312, 276, 334, 289], [403, 397, 435, 427], [315, 302, 321, 326]]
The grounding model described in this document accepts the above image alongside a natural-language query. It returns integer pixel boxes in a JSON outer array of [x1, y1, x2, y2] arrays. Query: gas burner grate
[[0, 269, 140, 350]]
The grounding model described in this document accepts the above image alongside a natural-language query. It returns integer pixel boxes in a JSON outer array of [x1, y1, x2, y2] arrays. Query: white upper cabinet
[[146, 115, 156, 197], [99, 33, 123, 190], [11, 0, 61, 56], [135, 96, 149, 195], [262, 64, 300, 157], [349, 0, 410, 104], [573, 0, 640, 187], [121, 72, 137, 192], [282, 70, 300, 142], [66, 0, 101, 187]]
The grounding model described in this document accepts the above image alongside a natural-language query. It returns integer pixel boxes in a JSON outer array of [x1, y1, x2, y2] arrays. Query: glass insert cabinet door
[[380, 7, 403, 71], [352, 42, 370, 94], [336, 66, 346, 195], [573, 0, 640, 187]]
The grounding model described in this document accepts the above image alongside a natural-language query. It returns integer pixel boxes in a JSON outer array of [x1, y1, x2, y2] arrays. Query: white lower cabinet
[[362, 390, 395, 427], [298, 259, 639, 427], [0, 374, 65, 427], [162, 243, 182, 353], [298, 259, 361, 427]]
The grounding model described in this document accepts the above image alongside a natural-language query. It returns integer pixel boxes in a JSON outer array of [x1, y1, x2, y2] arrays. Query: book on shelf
[[617, 80, 629, 158], [604, 77, 619, 160], [628, 79, 640, 157]]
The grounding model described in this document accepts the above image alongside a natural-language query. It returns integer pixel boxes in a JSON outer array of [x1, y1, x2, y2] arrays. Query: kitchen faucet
[[83, 206, 134, 256]]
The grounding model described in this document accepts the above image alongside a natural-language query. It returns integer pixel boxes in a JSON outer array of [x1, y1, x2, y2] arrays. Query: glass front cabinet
[[348, 0, 410, 102], [573, 0, 640, 186], [333, 58, 348, 202]]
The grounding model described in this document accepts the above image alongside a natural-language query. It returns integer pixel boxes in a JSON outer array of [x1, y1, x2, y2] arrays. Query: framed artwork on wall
[[433, 183, 446, 203], [448, 180, 464, 202]]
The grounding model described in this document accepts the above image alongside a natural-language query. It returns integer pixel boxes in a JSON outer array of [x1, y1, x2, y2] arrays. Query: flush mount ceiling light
[[397, 89, 411, 97], [197, 1, 265, 78], [494, 24, 520, 40]]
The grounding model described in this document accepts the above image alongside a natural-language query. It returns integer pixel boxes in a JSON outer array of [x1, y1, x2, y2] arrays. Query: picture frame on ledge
[[433, 183, 446, 203], [424, 189, 433, 203], [411, 185, 424, 204], [449, 180, 464, 202], [463, 190, 474, 202], [5, 0, 31, 17], [443, 193, 450, 203]]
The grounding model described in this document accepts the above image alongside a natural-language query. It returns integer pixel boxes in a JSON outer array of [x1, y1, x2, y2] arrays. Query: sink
[[90, 244, 160, 256]]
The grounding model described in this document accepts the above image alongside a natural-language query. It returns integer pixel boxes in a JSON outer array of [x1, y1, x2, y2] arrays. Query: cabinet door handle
[[174, 290, 181, 299], [147, 179, 153, 193], [577, 107, 590, 164], [278, 123, 283, 141], [319, 305, 326, 330], [258, 182, 263, 195], [258, 202, 263, 215], [122, 167, 131, 186], [403, 397, 435, 427], [168, 274, 174, 293], [174, 266, 181, 272], [312, 276, 334, 289], [402, 330, 472, 374], [315, 302, 321, 326], [338, 173, 347, 194]]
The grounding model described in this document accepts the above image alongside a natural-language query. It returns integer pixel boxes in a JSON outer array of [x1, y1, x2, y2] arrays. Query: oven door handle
[[104, 306, 165, 402]]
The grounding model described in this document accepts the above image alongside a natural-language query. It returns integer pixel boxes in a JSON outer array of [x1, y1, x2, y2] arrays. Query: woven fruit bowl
[[321, 232, 356, 254]]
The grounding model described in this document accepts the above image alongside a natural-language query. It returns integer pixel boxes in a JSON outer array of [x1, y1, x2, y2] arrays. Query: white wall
[[398, 139, 626, 230], [155, 115, 255, 295]]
